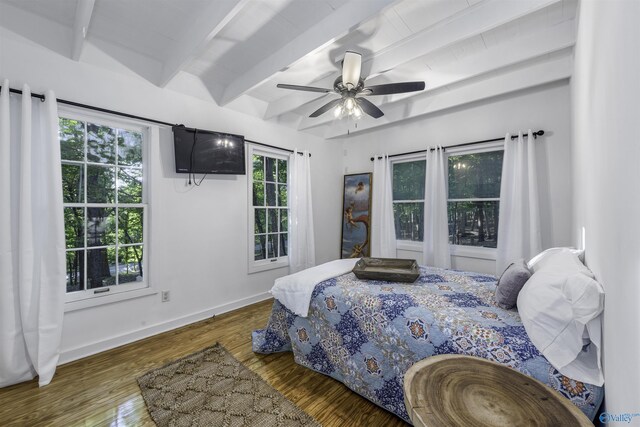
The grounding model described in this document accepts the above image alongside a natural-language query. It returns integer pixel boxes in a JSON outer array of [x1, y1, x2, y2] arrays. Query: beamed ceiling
[[0, 0, 576, 138]]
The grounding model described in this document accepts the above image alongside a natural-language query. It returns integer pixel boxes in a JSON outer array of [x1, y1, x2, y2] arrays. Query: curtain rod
[[245, 139, 310, 157], [0, 85, 309, 157], [369, 130, 545, 161]]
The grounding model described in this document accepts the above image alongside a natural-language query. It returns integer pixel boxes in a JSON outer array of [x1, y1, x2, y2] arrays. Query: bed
[[252, 265, 604, 423]]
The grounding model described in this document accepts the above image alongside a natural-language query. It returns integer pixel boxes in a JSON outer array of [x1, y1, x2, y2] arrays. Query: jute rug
[[138, 343, 321, 427]]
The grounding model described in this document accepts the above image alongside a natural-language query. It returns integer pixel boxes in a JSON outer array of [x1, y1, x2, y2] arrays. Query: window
[[60, 114, 148, 301], [447, 150, 503, 248], [392, 160, 425, 241], [248, 146, 288, 273], [390, 146, 504, 250]]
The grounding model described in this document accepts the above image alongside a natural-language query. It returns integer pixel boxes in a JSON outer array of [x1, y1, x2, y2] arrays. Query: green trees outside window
[[60, 117, 145, 293], [392, 160, 425, 241], [391, 149, 503, 248], [252, 154, 288, 262], [447, 151, 503, 248]]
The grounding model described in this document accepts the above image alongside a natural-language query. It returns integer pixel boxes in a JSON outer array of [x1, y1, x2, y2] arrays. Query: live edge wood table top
[[403, 355, 593, 427]]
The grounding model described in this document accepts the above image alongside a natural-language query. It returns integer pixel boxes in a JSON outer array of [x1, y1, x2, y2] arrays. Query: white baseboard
[[58, 291, 272, 365]]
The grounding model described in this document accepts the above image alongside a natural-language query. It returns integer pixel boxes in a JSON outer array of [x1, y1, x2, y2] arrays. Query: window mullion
[[83, 120, 88, 292]]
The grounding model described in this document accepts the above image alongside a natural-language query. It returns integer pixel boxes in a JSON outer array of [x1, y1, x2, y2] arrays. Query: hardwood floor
[[1, 299, 408, 427]]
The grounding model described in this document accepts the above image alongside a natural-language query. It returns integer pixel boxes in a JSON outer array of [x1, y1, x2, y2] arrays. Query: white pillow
[[527, 247, 591, 277], [517, 270, 604, 385]]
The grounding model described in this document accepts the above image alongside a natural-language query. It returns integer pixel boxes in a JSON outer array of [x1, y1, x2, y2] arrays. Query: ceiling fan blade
[[356, 98, 384, 119], [342, 51, 362, 90], [276, 84, 331, 93], [362, 81, 425, 96], [309, 98, 343, 118]]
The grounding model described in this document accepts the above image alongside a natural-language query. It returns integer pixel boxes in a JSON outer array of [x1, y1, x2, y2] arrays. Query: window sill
[[395, 241, 497, 261], [449, 245, 497, 260], [397, 240, 422, 252], [248, 258, 289, 274], [64, 287, 158, 313]]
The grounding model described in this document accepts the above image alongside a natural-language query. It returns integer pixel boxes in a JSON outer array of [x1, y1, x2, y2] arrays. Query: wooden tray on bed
[[352, 257, 420, 283]]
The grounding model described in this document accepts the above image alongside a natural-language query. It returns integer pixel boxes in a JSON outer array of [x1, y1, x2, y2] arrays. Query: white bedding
[[270, 258, 359, 317]]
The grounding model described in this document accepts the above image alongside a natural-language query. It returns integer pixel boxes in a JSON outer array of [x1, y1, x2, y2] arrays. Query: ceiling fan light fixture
[[344, 97, 355, 112], [342, 51, 362, 90], [278, 50, 424, 121]]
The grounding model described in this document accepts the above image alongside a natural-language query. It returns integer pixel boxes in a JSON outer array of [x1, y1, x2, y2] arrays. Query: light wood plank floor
[[1, 299, 408, 427]]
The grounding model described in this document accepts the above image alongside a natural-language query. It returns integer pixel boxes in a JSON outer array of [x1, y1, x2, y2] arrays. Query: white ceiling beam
[[71, 0, 95, 61], [320, 53, 572, 139], [297, 18, 575, 130], [362, 0, 561, 78], [218, 0, 396, 106], [0, 1, 71, 59], [266, 0, 560, 121], [157, 0, 249, 87]]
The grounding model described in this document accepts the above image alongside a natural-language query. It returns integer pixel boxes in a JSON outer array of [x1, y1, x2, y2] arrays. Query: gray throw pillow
[[495, 259, 532, 309]]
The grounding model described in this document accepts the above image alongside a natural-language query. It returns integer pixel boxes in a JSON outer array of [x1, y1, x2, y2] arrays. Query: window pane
[[87, 247, 116, 289], [253, 182, 264, 206], [66, 250, 84, 292], [448, 151, 504, 199], [278, 184, 287, 207], [118, 167, 142, 203], [267, 234, 278, 258], [87, 165, 115, 203], [255, 235, 266, 261], [277, 159, 287, 183], [393, 160, 425, 200], [87, 123, 116, 164], [118, 245, 143, 284], [61, 163, 84, 203], [448, 201, 500, 248], [64, 207, 84, 249], [255, 208, 266, 234], [265, 157, 276, 182], [280, 233, 288, 256], [253, 155, 264, 181], [118, 208, 143, 244], [393, 202, 424, 241], [117, 129, 143, 167], [87, 207, 115, 247], [59, 118, 85, 161], [280, 209, 288, 232], [266, 183, 276, 206], [267, 208, 279, 233]]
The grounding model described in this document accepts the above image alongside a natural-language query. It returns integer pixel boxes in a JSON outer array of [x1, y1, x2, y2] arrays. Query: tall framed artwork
[[340, 173, 372, 258]]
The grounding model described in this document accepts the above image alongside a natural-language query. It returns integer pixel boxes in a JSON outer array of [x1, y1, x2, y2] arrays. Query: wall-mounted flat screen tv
[[173, 126, 246, 175]]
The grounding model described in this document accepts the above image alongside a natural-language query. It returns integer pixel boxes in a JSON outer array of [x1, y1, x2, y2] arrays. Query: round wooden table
[[403, 355, 593, 427]]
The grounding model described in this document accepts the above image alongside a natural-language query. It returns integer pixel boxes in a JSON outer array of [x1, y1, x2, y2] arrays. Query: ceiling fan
[[276, 51, 425, 119]]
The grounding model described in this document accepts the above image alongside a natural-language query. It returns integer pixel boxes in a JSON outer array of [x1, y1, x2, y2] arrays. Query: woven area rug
[[138, 343, 320, 427]]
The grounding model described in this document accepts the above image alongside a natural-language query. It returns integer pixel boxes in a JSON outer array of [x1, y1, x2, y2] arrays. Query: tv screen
[[173, 126, 246, 175]]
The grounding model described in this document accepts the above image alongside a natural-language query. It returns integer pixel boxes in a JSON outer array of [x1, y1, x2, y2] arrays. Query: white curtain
[[288, 150, 315, 273], [423, 146, 451, 268], [496, 130, 542, 274], [0, 81, 66, 388], [371, 154, 396, 258]]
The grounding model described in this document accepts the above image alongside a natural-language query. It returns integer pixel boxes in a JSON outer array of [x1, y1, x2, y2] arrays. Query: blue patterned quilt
[[252, 267, 604, 423]]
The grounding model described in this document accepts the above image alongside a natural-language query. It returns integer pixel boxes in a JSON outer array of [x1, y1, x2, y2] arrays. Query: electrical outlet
[[161, 290, 170, 302]]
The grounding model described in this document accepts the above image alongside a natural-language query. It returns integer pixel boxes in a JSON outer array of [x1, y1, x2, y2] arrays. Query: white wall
[[572, 0, 640, 421], [0, 27, 343, 362], [337, 81, 574, 274]]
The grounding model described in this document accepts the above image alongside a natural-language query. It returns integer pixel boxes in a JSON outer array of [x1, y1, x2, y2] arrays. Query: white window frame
[[59, 107, 152, 309], [446, 141, 503, 259], [247, 144, 289, 273], [391, 154, 426, 252]]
